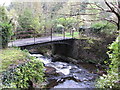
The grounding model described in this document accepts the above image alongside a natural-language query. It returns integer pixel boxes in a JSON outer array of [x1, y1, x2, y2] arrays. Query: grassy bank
[[0, 48, 45, 88], [54, 31, 80, 38], [0, 48, 29, 72]]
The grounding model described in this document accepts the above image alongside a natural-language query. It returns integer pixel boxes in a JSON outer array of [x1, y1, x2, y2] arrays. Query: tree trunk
[[117, 1, 120, 30], [118, 21, 120, 30]]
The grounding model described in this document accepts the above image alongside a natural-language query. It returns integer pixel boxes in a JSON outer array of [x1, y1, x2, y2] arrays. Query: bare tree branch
[[94, 3, 105, 11], [103, 18, 118, 25], [110, 2, 120, 14], [81, 18, 117, 25], [104, 0, 120, 18], [94, 3, 114, 13]]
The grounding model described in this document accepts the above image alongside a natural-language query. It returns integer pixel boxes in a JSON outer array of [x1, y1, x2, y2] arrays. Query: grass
[[54, 31, 101, 41], [54, 31, 80, 38], [0, 48, 29, 72]]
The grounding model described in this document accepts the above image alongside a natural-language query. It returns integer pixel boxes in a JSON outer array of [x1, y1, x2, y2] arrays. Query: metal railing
[[10, 28, 75, 45]]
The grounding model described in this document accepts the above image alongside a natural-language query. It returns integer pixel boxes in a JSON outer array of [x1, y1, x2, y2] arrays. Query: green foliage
[[1, 48, 45, 88], [18, 9, 33, 30], [55, 17, 77, 29], [2, 58, 44, 88], [91, 21, 117, 34], [17, 8, 46, 38], [0, 23, 12, 48], [0, 48, 29, 72], [32, 16, 40, 33], [55, 24, 64, 33], [100, 23, 117, 34], [0, 6, 8, 22], [96, 36, 120, 88], [0, 6, 13, 48], [91, 21, 107, 29], [57, 31, 79, 38]]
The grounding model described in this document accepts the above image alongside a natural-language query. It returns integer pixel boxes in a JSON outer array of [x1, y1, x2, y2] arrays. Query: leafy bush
[[96, 36, 120, 88], [1, 48, 45, 88], [55, 17, 77, 29], [0, 6, 8, 22], [2, 58, 44, 88], [91, 22, 107, 33], [91, 22, 117, 34], [100, 23, 117, 34], [0, 23, 12, 48], [0, 6, 13, 48], [55, 24, 64, 33], [91, 22, 106, 29]]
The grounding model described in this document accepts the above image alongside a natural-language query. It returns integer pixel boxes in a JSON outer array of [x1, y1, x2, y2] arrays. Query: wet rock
[[45, 66, 64, 78], [52, 54, 78, 64], [59, 75, 82, 82], [70, 68, 82, 73], [45, 66, 56, 75], [45, 79, 58, 88], [96, 70, 107, 76]]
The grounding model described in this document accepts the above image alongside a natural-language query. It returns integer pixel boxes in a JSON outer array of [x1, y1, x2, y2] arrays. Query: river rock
[[45, 66, 56, 75], [52, 54, 78, 64]]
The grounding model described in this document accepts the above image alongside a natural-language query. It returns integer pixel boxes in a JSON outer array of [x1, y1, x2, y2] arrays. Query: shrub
[[55, 24, 64, 33], [91, 22, 107, 33], [0, 6, 13, 48], [96, 36, 120, 88], [2, 58, 44, 88], [1, 48, 45, 88], [91, 22, 117, 34], [0, 22, 12, 48], [91, 22, 107, 29]]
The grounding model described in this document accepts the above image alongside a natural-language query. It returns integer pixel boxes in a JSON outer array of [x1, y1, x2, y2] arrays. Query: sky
[[0, 0, 11, 6], [0, 0, 117, 6]]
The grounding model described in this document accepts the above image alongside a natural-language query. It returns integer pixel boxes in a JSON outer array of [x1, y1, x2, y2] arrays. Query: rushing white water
[[31, 54, 98, 88], [53, 62, 72, 75], [30, 54, 72, 75], [30, 54, 51, 64]]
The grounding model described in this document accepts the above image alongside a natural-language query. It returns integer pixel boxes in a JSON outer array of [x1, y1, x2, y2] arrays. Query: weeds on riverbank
[[0, 48, 45, 88], [0, 48, 29, 72], [96, 36, 120, 88]]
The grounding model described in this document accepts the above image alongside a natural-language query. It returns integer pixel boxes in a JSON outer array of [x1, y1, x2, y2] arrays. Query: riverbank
[[0, 48, 45, 89]]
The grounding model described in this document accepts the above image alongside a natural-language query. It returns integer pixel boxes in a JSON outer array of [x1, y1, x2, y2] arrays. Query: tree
[[58, 1, 119, 31], [94, 0, 120, 30]]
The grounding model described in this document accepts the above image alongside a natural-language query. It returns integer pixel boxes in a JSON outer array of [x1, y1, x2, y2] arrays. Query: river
[[30, 54, 98, 89]]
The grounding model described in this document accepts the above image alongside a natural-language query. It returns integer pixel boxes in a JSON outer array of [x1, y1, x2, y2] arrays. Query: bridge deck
[[8, 36, 73, 47]]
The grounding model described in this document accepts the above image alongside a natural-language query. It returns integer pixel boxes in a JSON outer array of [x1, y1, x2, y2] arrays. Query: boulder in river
[[45, 66, 56, 75]]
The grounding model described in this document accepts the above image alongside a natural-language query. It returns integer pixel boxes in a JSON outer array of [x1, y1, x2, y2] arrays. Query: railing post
[[34, 29, 35, 44], [34, 36, 35, 44], [62, 28, 65, 39], [51, 28, 52, 41], [12, 39, 14, 47], [72, 30, 74, 38]]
